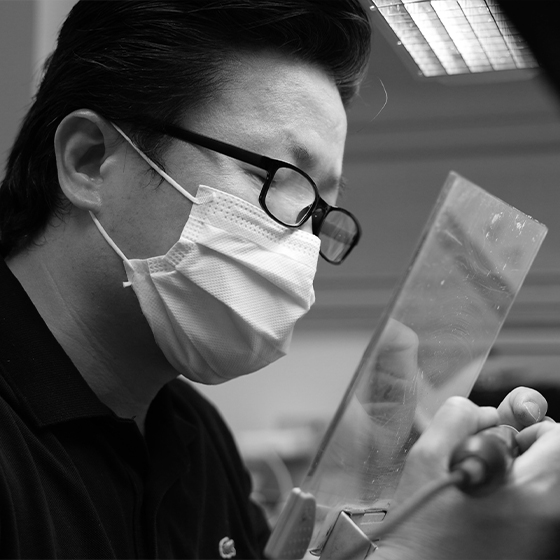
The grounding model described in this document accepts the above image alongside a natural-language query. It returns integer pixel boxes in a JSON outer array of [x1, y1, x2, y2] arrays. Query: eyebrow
[[286, 141, 314, 168], [285, 141, 347, 192]]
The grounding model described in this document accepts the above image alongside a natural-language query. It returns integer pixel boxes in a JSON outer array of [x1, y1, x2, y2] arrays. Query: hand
[[373, 396, 560, 560], [357, 318, 419, 424]]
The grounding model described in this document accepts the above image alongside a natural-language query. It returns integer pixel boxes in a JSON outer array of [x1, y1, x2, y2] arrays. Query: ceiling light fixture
[[369, 0, 539, 80]]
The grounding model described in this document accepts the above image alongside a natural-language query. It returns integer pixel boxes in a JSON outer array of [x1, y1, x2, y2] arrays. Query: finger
[[516, 420, 560, 453], [409, 397, 499, 469], [362, 319, 419, 408], [513, 424, 560, 514], [496, 386, 548, 429], [376, 319, 419, 380]]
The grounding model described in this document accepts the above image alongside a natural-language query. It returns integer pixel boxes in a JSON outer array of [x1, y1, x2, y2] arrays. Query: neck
[[6, 224, 178, 435]]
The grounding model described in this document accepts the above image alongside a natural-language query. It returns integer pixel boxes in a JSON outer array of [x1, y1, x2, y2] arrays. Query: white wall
[[0, 1, 34, 166], [32, 0, 77, 92]]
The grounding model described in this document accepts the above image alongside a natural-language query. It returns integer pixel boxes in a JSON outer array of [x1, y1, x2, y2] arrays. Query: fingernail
[[523, 402, 541, 422]]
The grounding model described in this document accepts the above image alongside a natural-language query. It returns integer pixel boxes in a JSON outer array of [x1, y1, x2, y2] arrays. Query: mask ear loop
[[90, 122, 210, 288], [90, 122, 216, 287], [111, 123, 205, 205], [89, 211, 134, 287]]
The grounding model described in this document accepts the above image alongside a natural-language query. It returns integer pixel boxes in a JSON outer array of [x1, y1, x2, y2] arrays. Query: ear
[[54, 110, 121, 213]]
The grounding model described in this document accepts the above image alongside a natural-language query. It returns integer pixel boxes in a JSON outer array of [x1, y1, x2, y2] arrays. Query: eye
[[241, 166, 267, 186]]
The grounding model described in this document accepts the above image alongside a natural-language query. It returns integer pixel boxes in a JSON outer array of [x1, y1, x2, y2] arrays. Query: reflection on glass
[[299, 172, 548, 552]]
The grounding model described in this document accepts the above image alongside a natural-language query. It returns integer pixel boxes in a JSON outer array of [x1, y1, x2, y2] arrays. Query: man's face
[[107, 51, 348, 260]]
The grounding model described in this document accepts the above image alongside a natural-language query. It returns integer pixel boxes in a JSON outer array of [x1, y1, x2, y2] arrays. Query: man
[[0, 1, 558, 558]]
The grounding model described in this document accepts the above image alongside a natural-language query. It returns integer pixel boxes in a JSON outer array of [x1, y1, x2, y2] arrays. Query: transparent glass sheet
[[301, 172, 547, 551]]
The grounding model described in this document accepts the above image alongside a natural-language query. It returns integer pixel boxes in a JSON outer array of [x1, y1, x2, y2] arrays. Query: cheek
[[127, 190, 192, 258], [170, 150, 261, 207], [204, 167, 262, 209], [118, 170, 196, 259]]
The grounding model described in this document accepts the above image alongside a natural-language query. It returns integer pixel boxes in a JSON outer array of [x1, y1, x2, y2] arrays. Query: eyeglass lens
[[263, 166, 316, 226], [262, 165, 358, 263], [318, 210, 358, 263]]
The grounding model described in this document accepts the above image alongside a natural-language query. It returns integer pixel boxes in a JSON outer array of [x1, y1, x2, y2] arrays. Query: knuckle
[[407, 437, 440, 466], [384, 319, 419, 351], [445, 395, 474, 412], [394, 323, 419, 350]]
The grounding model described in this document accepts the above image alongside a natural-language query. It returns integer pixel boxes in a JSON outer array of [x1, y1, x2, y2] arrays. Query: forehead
[[183, 51, 347, 173]]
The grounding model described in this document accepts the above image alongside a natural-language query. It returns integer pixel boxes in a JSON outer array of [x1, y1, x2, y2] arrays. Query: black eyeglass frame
[[137, 121, 361, 264]]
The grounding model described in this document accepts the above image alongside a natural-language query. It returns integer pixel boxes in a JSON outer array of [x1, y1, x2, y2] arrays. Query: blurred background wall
[[2, 2, 560, 505]]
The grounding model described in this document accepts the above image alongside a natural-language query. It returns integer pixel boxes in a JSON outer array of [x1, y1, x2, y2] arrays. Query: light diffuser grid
[[371, 0, 538, 77]]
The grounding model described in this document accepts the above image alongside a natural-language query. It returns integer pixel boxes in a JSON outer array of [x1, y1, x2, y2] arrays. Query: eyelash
[[242, 167, 267, 184]]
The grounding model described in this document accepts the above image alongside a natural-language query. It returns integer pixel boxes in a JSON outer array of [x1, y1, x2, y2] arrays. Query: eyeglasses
[[141, 121, 361, 264]]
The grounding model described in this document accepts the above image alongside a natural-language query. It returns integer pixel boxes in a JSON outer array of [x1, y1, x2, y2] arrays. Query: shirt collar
[[0, 258, 113, 427]]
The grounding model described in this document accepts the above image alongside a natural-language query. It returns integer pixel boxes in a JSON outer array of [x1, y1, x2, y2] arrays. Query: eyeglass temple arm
[[142, 121, 275, 172]]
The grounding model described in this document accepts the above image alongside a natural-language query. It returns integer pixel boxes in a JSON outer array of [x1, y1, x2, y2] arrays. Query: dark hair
[[0, 0, 371, 257]]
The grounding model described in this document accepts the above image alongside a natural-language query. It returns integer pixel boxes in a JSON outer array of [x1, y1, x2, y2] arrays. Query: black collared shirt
[[0, 259, 270, 558]]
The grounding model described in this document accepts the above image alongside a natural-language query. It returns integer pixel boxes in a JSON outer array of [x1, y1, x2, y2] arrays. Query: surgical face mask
[[89, 125, 320, 384]]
